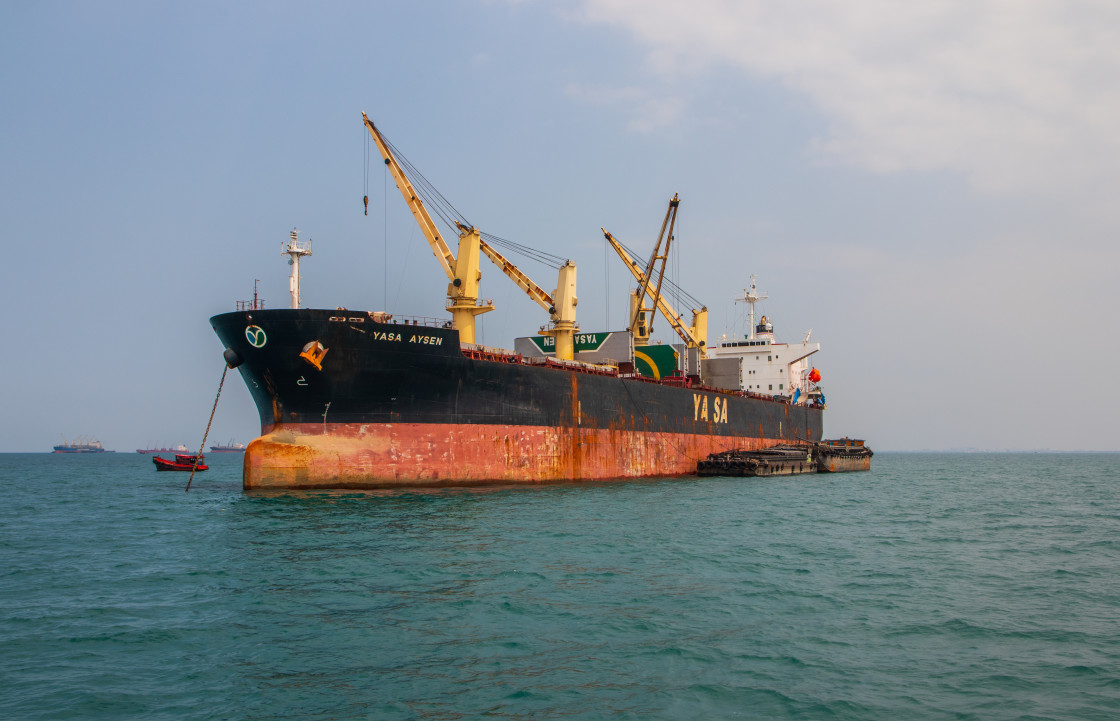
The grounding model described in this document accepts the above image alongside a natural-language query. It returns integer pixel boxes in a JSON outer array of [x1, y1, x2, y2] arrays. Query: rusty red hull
[[242, 422, 795, 489]]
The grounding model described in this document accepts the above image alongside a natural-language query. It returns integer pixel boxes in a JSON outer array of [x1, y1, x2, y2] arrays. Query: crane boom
[[603, 226, 707, 353], [633, 194, 679, 335], [362, 112, 493, 344], [362, 112, 455, 280], [478, 238, 553, 313], [477, 234, 579, 360], [361, 112, 576, 355]]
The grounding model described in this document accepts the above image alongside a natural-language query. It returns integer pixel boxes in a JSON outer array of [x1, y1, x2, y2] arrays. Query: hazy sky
[[3, 0, 1117, 452]]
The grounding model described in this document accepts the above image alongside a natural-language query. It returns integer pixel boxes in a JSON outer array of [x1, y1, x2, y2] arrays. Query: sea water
[[1, 452, 1117, 720]]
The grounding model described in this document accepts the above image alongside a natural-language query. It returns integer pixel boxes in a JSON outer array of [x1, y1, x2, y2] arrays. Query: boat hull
[[153, 457, 208, 472], [816, 454, 872, 473], [696, 447, 817, 478], [212, 309, 824, 489], [815, 440, 873, 473]]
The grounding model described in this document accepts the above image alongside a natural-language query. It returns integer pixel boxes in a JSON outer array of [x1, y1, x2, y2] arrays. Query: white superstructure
[[702, 275, 821, 401]]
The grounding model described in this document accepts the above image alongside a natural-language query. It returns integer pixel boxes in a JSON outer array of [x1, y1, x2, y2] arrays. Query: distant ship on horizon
[[136, 444, 190, 455], [209, 439, 247, 453], [53, 436, 113, 453]]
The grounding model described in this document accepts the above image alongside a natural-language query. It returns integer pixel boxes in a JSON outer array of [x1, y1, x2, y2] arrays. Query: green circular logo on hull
[[245, 325, 267, 348]]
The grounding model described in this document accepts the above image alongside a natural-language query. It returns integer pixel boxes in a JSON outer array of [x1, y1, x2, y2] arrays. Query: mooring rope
[[185, 364, 228, 492]]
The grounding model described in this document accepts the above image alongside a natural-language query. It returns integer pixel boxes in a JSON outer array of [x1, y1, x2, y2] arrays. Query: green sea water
[[1, 452, 1117, 720]]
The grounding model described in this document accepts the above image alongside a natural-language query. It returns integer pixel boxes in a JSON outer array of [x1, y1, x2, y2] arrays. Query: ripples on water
[[1, 452, 1118, 720]]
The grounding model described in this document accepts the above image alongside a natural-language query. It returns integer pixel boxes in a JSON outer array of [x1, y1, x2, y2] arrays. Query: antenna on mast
[[734, 274, 768, 340], [236, 279, 266, 312]]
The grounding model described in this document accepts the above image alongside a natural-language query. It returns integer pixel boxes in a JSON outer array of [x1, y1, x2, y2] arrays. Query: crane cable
[[481, 232, 568, 269], [616, 237, 705, 309], [381, 133, 568, 270], [363, 131, 370, 215], [382, 135, 468, 232]]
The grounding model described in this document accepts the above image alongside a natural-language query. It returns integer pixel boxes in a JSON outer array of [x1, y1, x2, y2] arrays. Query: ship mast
[[735, 274, 768, 340], [283, 228, 312, 309]]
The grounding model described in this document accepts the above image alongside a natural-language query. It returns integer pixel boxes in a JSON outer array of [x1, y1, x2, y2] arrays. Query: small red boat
[[153, 453, 208, 472]]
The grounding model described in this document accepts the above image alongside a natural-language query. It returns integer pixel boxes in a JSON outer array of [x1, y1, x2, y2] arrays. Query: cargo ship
[[53, 436, 112, 453], [209, 439, 247, 453], [209, 114, 827, 490], [136, 444, 190, 455]]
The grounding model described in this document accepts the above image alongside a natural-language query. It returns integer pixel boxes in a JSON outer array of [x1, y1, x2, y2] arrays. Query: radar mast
[[734, 274, 768, 340], [283, 228, 312, 309]]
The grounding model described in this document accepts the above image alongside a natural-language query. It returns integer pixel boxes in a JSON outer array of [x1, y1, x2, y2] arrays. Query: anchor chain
[[185, 364, 228, 492]]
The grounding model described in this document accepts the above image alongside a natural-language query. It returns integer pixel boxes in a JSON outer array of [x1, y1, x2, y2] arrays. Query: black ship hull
[[212, 309, 824, 489]]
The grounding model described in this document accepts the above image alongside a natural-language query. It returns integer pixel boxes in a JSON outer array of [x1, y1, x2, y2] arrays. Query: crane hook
[[363, 194, 369, 216]]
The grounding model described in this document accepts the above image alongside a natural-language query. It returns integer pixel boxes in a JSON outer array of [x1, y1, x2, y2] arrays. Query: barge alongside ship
[[816, 438, 874, 473], [211, 113, 835, 490], [696, 439, 873, 477]]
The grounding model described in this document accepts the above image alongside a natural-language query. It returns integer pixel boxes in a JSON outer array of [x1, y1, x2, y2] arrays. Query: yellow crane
[[633, 193, 678, 345], [602, 194, 708, 355], [362, 112, 491, 343], [477, 242, 579, 361], [362, 112, 579, 358]]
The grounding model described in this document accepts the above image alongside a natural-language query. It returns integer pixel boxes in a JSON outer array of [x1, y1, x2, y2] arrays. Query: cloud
[[574, 0, 1120, 200], [564, 82, 684, 132]]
